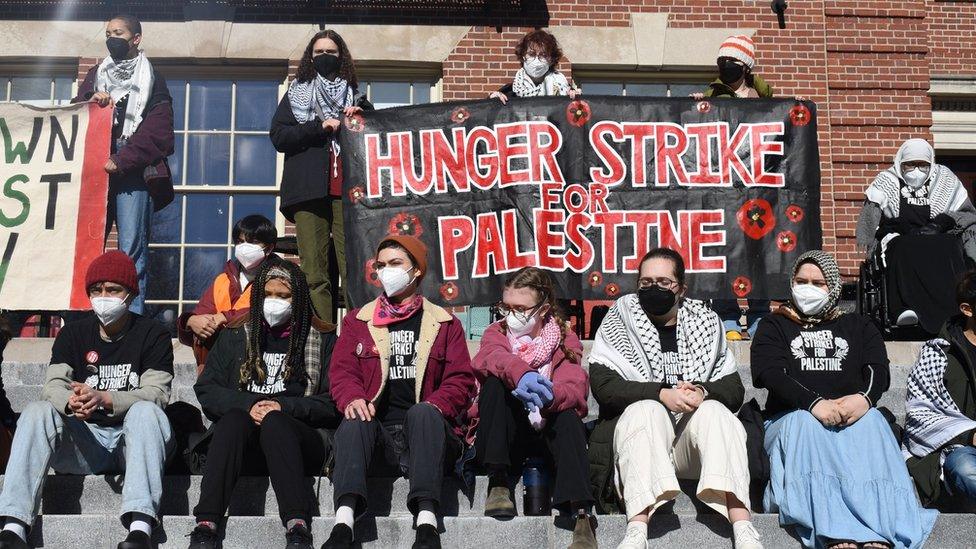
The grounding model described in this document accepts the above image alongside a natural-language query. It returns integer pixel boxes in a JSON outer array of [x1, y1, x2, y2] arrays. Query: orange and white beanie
[[718, 35, 756, 69]]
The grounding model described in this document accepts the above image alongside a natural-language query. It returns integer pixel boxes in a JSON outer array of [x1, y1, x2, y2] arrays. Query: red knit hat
[[85, 250, 139, 296], [377, 235, 428, 280]]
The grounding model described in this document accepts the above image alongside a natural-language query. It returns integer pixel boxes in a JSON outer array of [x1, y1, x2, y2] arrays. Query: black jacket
[[269, 92, 373, 221]]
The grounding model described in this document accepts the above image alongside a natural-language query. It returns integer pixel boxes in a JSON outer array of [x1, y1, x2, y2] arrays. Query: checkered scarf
[[589, 294, 736, 383], [865, 164, 968, 220], [904, 338, 976, 459], [287, 74, 353, 123], [511, 68, 570, 97], [778, 250, 844, 326], [508, 316, 561, 379], [95, 51, 154, 139]]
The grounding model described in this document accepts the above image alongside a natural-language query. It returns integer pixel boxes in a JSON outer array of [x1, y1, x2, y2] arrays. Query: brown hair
[[514, 30, 563, 67], [295, 30, 358, 87], [502, 267, 579, 363]]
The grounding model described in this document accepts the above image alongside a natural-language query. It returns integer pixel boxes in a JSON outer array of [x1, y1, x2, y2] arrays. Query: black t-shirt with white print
[[657, 324, 682, 387], [246, 332, 290, 395], [378, 313, 421, 426]]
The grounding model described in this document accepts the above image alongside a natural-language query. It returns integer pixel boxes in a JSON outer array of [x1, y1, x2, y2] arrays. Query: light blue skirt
[[764, 409, 937, 549]]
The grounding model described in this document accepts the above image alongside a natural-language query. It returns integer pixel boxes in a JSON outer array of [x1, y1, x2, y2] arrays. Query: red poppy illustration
[[440, 282, 459, 302], [588, 272, 603, 288], [732, 276, 753, 298], [388, 213, 423, 237], [364, 259, 381, 287], [789, 104, 811, 127], [605, 283, 620, 298], [344, 113, 366, 132], [348, 186, 365, 204], [736, 198, 776, 240], [786, 204, 805, 224], [566, 99, 592, 127], [696, 101, 712, 114], [450, 106, 470, 124], [776, 230, 798, 253]]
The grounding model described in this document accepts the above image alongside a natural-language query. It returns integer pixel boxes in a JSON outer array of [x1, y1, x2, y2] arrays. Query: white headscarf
[[865, 138, 968, 219], [895, 138, 935, 185], [95, 51, 154, 140]]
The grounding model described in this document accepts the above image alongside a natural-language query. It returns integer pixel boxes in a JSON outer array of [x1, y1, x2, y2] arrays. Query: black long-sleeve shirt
[[750, 312, 890, 415]]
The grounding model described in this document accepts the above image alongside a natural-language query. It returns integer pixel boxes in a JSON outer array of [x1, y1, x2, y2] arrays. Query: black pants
[[194, 408, 326, 525], [474, 376, 593, 508], [331, 403, 456, 515]]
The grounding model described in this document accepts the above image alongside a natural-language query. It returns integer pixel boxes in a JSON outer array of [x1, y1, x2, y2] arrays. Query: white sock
[[129, 519, 152, 536], [2, 521, 26, 542], [335, 505, 355, 528], [626, 520, 648, 537], [416, 499, 437, 528]]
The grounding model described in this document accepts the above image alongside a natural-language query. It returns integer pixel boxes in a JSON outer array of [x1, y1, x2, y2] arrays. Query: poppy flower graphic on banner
[[364, 259, 381, 287], [566, 100, 591, 127], [348, 186, 365, 204], [736, 199, 776, 240], [605, 283, 620, 297], [789, 104, 811, 127], [776, 230, 797, 252], [588, 272, 603, 288], [450, 107, 470, 124], [389, 213, 423, 237], [344, 113, 366, 132], [786, 204, 805, 223], [732, 276, 753, 298], [440, 282, 459, 301], [696, 101, 712, 114]]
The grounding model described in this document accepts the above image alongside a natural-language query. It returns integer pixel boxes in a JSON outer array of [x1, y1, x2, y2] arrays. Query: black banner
[[339, 96, 821, 308]]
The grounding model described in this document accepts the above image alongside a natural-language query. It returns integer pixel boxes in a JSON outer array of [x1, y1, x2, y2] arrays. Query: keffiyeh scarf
[[866, 164, 967, 220], [508, 316, 561, 380], [776, 250, 844, 326], [511, 68, 570, 97], [287, 75, 353, 123], [95, 51, 154, 139]]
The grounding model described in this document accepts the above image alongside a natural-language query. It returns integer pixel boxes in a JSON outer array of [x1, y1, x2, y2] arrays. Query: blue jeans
[[106, 174, 153, 314], [944, 445, 976, 502]]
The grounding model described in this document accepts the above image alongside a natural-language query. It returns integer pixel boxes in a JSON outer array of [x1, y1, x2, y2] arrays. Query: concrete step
[[20, 513, 976, 549]]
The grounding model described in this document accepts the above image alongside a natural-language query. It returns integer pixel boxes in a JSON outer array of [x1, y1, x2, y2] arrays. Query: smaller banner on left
[[0, 102, 111, 310]]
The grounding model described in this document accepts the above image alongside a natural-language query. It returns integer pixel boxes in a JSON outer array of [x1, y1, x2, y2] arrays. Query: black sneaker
[[0, 530, 29, 549], [285, 522, 313, 549], [412, 524, 441, 549], [320, 524, 353, 549], [117, 530, 152, 549], [187, 523, 220, 549]]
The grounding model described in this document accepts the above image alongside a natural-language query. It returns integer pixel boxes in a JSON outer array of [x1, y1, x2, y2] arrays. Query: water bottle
[[522, 457, 552, 516]]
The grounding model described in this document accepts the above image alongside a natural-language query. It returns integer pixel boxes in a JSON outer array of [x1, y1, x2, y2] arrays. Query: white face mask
[[791, 284, 830, 316], [902, 166, 930, 189], [235, 242, 266, 271], [378, 267, 415, 298], [523, 56, 550, 79], [263, 297, 292, 328], [91, 296, 129, 326], [506, 312, 538, 337]]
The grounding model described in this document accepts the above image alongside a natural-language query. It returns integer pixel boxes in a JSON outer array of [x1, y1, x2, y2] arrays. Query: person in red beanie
[[323, 235, 476, 549], [0, 251, 173, 549]]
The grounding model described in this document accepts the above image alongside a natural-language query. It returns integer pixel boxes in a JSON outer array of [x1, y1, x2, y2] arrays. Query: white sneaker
[[733, 520, 763, 549], [896, 309, 919, 326], [616, 524, 648, 549]]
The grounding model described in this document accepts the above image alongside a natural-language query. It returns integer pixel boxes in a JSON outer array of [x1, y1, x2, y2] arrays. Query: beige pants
[[613, 399, 751, 521]]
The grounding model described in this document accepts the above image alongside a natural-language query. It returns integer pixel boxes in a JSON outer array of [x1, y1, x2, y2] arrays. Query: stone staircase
[[1, 338, 971, 548]]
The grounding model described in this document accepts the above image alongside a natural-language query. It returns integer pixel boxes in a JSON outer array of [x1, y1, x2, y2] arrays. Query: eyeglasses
[[496, 302, 545, 323], [637, 278, 679, 290]]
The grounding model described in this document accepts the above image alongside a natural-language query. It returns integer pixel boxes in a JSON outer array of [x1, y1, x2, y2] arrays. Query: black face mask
[[718, 60, 745, 85], [638, 286, 678, 318], [106, 37, 131, 60], [313, 53, 341, 78]]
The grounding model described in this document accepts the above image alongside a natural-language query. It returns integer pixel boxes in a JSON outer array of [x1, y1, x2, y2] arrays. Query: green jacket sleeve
[[589, 362, 661, 418]]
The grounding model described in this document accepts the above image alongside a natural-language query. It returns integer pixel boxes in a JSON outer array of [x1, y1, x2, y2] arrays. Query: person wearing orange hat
[[324, 235, 476, 549], [0, 251, 174, 549]]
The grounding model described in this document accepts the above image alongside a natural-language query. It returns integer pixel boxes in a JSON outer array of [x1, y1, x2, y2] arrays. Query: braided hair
[[239, 260, 312, 389], [501, 267, 579, 363]]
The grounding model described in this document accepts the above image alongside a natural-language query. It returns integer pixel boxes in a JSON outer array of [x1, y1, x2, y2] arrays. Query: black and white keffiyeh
[[904, 339, 976, 459], [287, 75, 353, 124], [865, 139, 967, 220], [588, 294, 736, 383], [95, 51, 154, 139], [511, 68, 570, 98]]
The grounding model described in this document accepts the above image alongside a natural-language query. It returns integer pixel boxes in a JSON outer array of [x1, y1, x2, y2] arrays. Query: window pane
[[169, 134, 184, 185], [188, 80, 232, 130], [146, 248, 180, 300], [369, 81, 411, 109], [235, 80, 278, 131], [232, 194, 277, 223], [145, 304, 177, 336], [581, 82, 623, 96], [150, 195, 182, 244], [233, 135, 276, 186], [670, 83, 703, 98], [186, 134, 230, 186], [185, 194, 229, 244], [183, 247, 228, 300], [413, 82, 431, 104], [54, 77, 73, 103], [9, 76, 51, 102], [627, 83, 668, 97], [168, 79, 186, 131]]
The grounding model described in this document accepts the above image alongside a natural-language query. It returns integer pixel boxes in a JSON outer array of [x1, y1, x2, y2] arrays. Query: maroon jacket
[[330, 298, 476, 430], [73, 64, 175, 211]]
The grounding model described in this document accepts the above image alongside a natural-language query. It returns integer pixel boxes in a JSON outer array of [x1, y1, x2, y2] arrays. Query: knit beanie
[[378, 235, 428, 280], [718, 35, 756, 69], [85, 250, 139, 295]]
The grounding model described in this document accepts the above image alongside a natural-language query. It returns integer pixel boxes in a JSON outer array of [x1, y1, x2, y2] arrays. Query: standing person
[[587, 248, 761, 549], [270, 30, 373, 323], [186, 261, 341, 549], [177, 215, 281, 375], [0, 251, 173, 549], [469, 267, 596, 549], [322, 235, 476, 549], [73, 14, 175, 315], [489, 29, 579, 103], [752, 250, 936, 549]]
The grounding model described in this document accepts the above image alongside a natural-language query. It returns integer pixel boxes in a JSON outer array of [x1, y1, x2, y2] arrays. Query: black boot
[[412, 524, 441, 549], [320, 524, 353, 549], [0, 530, 29, 549], [117, 530, 152, 549]]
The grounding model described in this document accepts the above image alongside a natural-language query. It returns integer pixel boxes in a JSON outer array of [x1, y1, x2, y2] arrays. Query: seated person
[[0, 251, 174, 549], [470, 267, 596, 549], [187, 261, 340, 549], [587, 248, 761, 549], [752, 250, 936, 549], [0, 316, 16, 471], [178, 214, 280, 374], [856, 138, 975, 332], [905, 270, 976, 507], [323, 235, 475, 549]]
